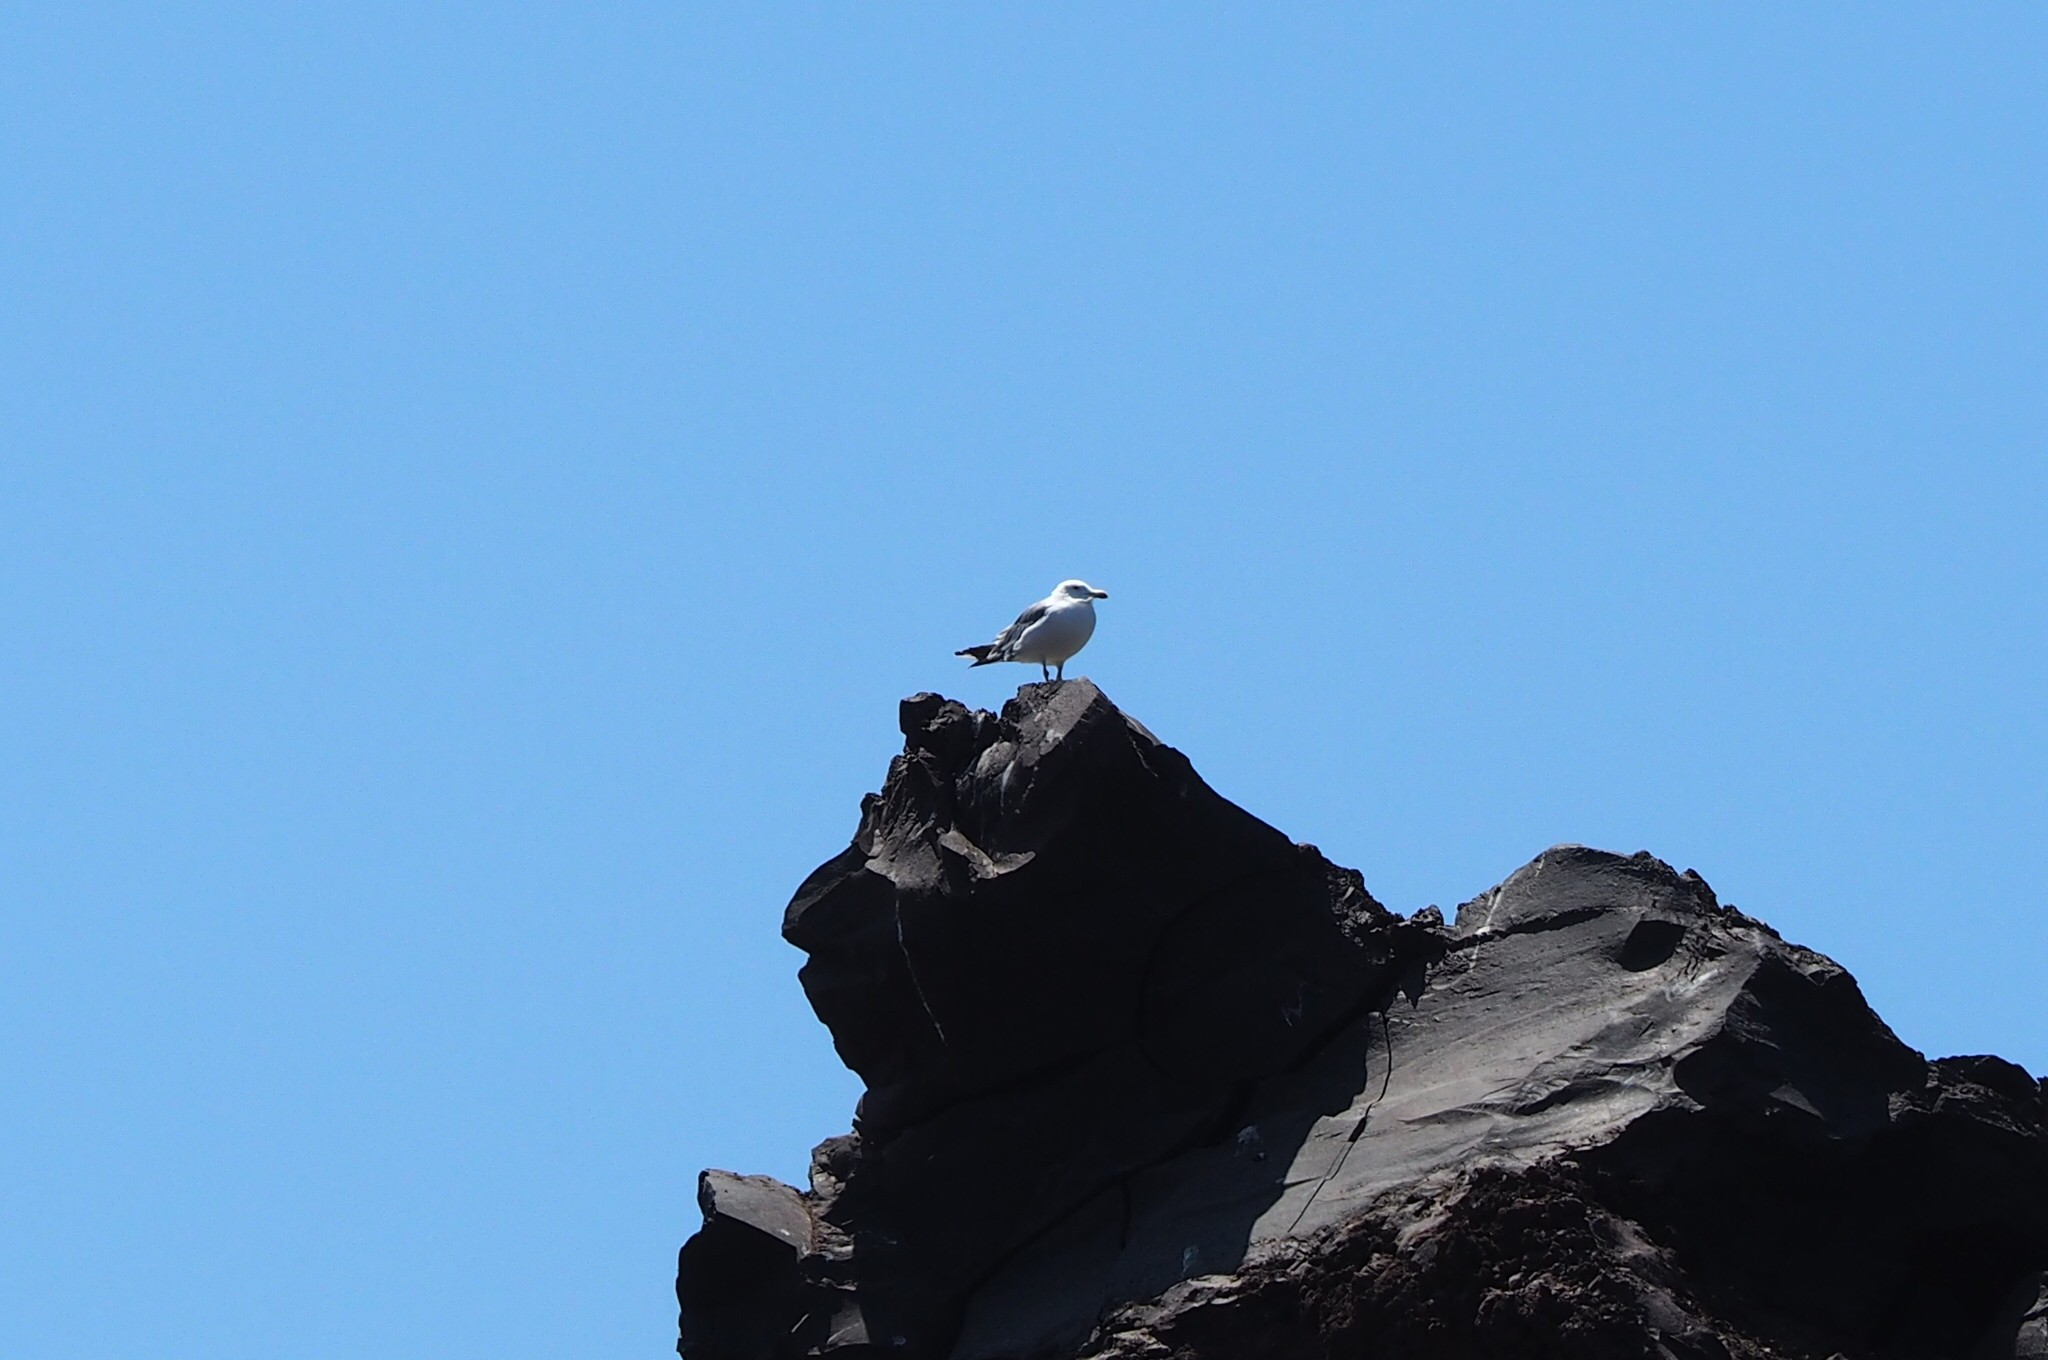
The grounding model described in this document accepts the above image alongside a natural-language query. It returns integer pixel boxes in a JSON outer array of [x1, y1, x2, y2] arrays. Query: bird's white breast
[[1011, 599, 1096, 665]]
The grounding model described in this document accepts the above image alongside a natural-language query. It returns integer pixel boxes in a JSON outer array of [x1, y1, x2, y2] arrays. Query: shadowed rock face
[[678, 683, 2048, 1360]]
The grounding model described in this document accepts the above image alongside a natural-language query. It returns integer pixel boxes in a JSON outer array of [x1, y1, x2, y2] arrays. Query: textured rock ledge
[[678, 681, 2048, 1360]]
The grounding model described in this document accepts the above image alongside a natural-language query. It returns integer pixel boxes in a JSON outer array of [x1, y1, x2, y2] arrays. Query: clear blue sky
[[4, 7, 2043, 1358]]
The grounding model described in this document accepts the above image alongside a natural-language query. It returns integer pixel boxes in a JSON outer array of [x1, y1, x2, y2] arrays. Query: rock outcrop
[[678, 681, 2048, 1359]]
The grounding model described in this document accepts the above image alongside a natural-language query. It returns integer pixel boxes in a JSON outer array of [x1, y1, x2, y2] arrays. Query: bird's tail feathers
[[956, 645, 998, 665]]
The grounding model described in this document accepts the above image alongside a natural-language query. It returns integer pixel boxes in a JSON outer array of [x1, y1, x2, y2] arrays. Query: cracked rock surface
[[677, 682, 2048, 1359]]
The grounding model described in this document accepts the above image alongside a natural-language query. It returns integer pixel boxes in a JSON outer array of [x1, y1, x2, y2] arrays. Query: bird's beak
[[1092, 589, 1109, 599]]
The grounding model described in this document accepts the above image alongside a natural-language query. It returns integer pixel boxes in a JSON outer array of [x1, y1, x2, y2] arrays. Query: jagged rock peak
[[783, 680, 1402, 1142], [679, 684, 2048, 1360]]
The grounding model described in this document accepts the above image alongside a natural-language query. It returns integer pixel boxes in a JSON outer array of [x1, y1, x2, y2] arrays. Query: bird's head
[[1055, 579, 1109, 601]]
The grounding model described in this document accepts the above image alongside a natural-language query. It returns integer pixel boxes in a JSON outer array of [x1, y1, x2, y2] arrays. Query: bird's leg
[[1056, 661, 1066, 682], [1040, 661, 1050, 681]]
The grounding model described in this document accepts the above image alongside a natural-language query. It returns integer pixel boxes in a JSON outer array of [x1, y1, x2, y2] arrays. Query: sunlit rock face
[[678, 682, 2048, 1360]]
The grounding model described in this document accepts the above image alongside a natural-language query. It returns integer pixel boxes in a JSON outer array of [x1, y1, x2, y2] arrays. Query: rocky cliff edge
[[677, 681, 2048, 1360]]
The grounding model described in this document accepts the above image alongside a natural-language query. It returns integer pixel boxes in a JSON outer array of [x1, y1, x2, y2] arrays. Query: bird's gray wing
[[987, 600, 1050, 658]]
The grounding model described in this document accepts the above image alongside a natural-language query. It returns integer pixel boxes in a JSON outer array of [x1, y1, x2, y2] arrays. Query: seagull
[[956, 579, 1110, 682]]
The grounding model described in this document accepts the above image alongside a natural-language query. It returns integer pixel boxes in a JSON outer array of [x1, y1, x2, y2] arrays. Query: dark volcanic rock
[[678, 683, 2048, 1360]]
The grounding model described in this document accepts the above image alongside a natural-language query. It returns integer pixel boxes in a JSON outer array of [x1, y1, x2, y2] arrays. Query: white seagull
[[956, 579, 1110, 682]]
